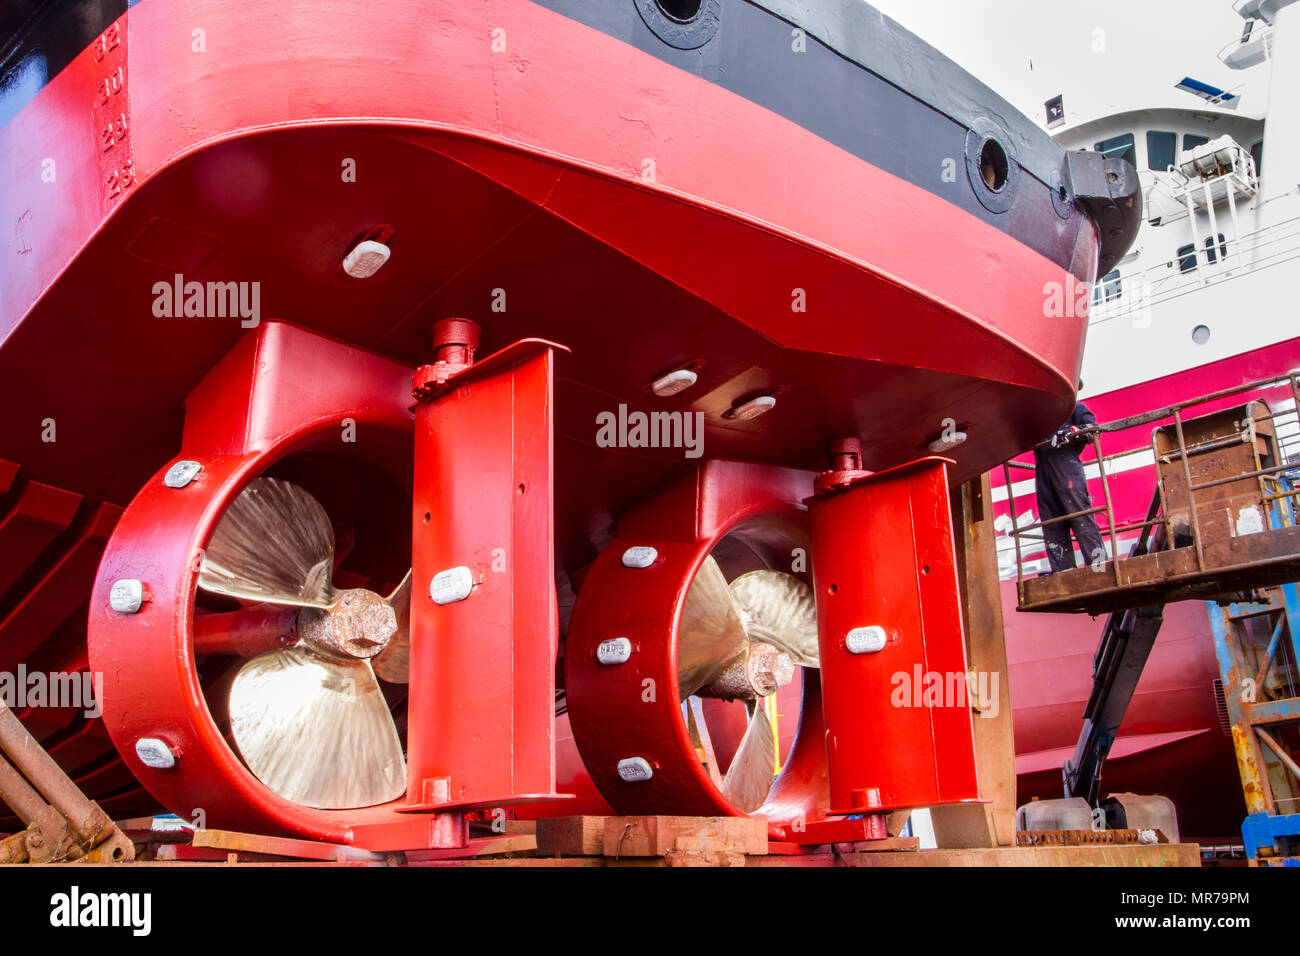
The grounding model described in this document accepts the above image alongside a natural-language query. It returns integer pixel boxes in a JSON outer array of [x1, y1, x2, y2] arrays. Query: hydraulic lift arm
[[1062, 488, 1168, 805], [1062, 603, 1165, 805]]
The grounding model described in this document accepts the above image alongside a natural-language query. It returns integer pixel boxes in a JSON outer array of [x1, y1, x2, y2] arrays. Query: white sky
[[867, 0, 1256, 126]]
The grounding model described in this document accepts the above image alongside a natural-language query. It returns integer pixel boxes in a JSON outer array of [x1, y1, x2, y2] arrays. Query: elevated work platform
[[1020, 525, 1300, 615], [1005, 376, 1300, 616], [1002, 373, 1300, 863]]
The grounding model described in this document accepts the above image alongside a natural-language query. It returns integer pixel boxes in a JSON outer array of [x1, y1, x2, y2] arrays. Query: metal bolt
[[596, 637, 633, 666], [429, 566, 475, 605], [163, 460, 203, 488], [135, 738, 177, 769], [617, 757, 654, 782], [109, 579, 144, 614], [846, 626, 888, 655], [621, 546, 658, 569]]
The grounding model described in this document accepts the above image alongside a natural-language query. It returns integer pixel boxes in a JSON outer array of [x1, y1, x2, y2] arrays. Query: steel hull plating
[[0, 0, 1124, 835]]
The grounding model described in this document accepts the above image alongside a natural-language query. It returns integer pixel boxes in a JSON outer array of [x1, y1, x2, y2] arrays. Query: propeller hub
[[299, 589, 397, 660], [699, 642, 795, 700]]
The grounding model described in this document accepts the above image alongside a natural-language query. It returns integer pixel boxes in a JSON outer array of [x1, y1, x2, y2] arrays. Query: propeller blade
[[721, 702, 777, 813], [228, 646, 406, 809], [372, 571, 412, 683], [677, 556, 750, 699], [729, 570, 820, 668], [199, 478, 336, 609]]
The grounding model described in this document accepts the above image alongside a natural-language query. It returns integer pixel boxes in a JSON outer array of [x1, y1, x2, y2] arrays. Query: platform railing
[[1001, 371, 1300, 591]]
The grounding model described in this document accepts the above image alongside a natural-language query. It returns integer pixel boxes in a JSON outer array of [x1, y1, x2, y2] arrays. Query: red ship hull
[[0, 0, 1137, 838]]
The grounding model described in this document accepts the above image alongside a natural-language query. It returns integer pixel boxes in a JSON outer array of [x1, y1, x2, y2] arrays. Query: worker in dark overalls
[[1034, 395, 1106, 573]]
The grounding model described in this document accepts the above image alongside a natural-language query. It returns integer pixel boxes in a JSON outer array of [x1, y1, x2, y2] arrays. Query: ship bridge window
[[1183, 134, 1211, 152], [1205, 233, 1229, 263], [1177, 243, 1198, 272], [1093, 269, 1122, 304], [1095, 133, 1136, 168], [1251, 140, 1264, 175], [1147, 131, 1177, 171]]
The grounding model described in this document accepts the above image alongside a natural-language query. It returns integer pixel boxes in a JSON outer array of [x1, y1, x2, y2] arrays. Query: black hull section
[[537, 0, 1141, 277]]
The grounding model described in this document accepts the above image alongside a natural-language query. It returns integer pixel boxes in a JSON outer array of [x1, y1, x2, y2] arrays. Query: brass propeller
[[721, 702, 779, 813], [729, 570, 820, 668], [198, 478, 336, 608], [372, 571, 412, 684], [677, 556, 751, 699], [228, 647, 405, 809], [677, 557, 816, 813], [198, 478, 407, 809]]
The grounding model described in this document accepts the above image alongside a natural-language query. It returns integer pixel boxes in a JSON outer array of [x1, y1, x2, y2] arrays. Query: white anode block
[[109, 579, 144, 614], [135, 738, 176, 769], [731, 395, 776, 420], [846, 625, 888, 655], [651, 368, 698, 397], [163, 460, 203, 488], [430, 566, 475, 605], [596, 637, 633, 665], [928, 431, 968, 453], [342, 239, 391, 278], [617, 757, 654, 782], [621, 546, 658, 568]]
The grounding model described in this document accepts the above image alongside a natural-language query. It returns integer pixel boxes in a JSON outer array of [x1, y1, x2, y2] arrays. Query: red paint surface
[[406, 342, 564, 810], [810, 458, 980, 812], [2, 1, 1123, 838], [2, 0, 1094, 512], [565, 461, 829, 824]]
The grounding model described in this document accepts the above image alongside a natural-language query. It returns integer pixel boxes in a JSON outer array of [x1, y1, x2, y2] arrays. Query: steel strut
[[808, 441, 982, 820]]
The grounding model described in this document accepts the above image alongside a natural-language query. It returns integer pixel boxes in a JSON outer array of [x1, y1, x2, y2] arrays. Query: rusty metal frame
[[0, 699, 134, 863], [1207, 582, 1300, 861]]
